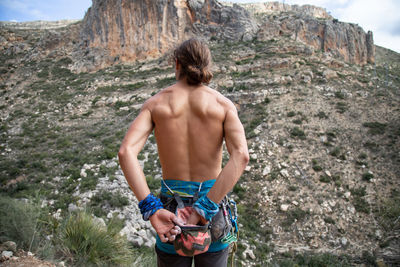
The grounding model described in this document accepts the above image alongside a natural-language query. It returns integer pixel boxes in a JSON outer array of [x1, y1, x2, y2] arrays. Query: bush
[[60, 211, 133, 266], [335, 102, 347, 113], [363, 122, 387, 135], [282, 208, 308, 228], [279, 252, 352, 266], [312, 159, 323, 172], [290, 127, 306, 139], [0, 196, 47, 252], [316, 111, 328, 119], [362, 172, 374, 182], [287, 111, 296, 117], [90, 191, 129, 217], [377, 189, 400, 231], [319, 175, 331, 183]]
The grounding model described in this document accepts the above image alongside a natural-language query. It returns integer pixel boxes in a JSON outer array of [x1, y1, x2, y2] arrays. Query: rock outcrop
[[79, 0, 374, 68], [229, 1, 332, 19], [80, 0, 193, 62], [79, 0, 257, 63], [257, 13, 375, 64]]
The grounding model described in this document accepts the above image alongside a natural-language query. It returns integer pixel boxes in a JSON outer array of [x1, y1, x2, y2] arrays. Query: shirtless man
[[118, 38, 249, 267]]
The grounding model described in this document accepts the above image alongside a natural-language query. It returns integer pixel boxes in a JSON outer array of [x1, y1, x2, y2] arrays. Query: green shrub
[[329, 147, 345, 159], [293, 118, 303, 125], [359, 152, 367, 159], [316, 111, 328, 119], [156, 77, 175, 88], [280, 252, 352, 266], [362, 172, 374, 182], [60, 211, 133, 266], [313, 165, 323, 171], [288, 185, 297, 191], [335, 102, 347, 113], [287, 111, 296, 117], [282, 208, 308, 228], [290, 127, 306, 139], [352, 195, 370, 214], [233, 183, 246, 200], [334, 91, 345, 99], [90, 191, 129, 217], [363, 122, 387, 135], [80, 174, 99, 191], [114, 101, 130, 110], [319, 175, 331, 183], [324, 217, 335, 224], [312, 159, 323, 172], [350, 186, 366, 197], [0, 196, 45, 251], [146, 175, 160, 191], [377, 189, 400, 231]]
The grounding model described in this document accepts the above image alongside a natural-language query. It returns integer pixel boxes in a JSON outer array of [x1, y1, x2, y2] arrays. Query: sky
[[0, 0, 399, 53]]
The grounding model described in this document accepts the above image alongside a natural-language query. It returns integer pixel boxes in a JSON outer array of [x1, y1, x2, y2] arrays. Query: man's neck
[[176, 79, 203, 91]]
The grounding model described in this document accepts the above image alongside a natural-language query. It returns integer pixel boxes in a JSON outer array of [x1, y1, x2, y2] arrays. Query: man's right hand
[[149, 209, 182, 242]]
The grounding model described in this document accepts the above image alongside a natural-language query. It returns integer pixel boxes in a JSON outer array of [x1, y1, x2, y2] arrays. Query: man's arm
[[118, 105, 180, 242], [187, 103, 249, 225], [118, 107, 153, 200], [207, 104, 249, 203]]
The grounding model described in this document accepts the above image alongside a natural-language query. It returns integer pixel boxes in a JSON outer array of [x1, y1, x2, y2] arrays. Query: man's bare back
[[146, 81, 231, 182], [118, 38, 249, 250]]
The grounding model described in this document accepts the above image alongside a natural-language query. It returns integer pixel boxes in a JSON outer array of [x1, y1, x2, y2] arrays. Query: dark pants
[[155, 246, 229, 267]]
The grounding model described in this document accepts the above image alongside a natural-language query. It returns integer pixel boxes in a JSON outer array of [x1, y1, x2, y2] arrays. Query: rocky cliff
[[80, 0, 192, 62], [79, 0, 257, 65], [256, 13, 375, 64], [226, 1, 332, 19], [78, 0, 374, 70]]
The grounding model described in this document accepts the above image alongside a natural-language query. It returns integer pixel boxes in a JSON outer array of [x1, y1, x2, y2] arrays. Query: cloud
[[333, 0, 400, 52], [390, 24, 400, 36], [374, 32, 400, 52], [0, 0, 50, 20], [0, 0, 90, 21], [335, 0, 398, 30]]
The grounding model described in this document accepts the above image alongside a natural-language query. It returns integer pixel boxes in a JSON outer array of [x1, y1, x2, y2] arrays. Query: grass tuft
[[60, 211, 133, 266]]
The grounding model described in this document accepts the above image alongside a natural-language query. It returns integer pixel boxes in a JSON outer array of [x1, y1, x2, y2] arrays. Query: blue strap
[[193, 195, 219, 221], [138, 193, 163, 221]]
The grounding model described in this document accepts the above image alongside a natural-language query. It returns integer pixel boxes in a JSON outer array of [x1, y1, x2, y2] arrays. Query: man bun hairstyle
[[173, 38, 213, 85]]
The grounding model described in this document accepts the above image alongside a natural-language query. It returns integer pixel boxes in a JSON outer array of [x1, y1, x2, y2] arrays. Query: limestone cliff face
[[79, 0, 374, 68], [257, 14, 375, 64], [188, 0, 258, 41], [80, 0, 257, 62], [80, 0, 194, 62]]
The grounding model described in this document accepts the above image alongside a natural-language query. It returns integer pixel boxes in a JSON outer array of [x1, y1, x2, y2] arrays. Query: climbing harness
[[221, 199, 239, 267], [160, 180, 239, 261], [162, 180, 212, 256], [221, 199, 238, 244]]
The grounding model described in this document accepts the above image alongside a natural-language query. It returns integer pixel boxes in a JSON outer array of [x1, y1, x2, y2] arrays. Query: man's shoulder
[[211, 89, 236, 112], [141, 85, 174, 111]]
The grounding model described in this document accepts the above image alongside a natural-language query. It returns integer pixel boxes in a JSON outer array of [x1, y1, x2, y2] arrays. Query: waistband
[[161, 179, 216, 197]]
